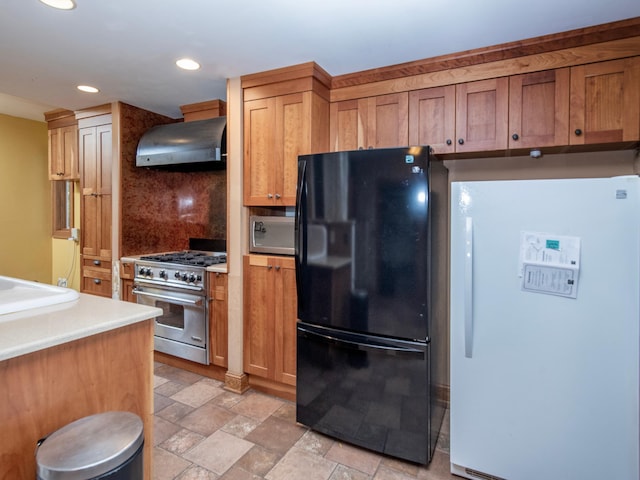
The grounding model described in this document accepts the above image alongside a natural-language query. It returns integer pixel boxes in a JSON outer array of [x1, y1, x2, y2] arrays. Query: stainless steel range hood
[[136, 117, 226, 169]]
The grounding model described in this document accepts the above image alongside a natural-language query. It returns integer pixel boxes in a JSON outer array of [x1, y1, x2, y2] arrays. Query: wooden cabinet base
[[0, 321, 153, 480], [248, 375, 296, 402], [153, 351, 226, 383]]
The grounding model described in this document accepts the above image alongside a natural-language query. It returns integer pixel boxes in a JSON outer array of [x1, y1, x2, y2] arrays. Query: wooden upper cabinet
[[329, 99, 362, 151], [366, 92, 409, 149], [509, 69, 570, 148], [455, 77, 509, 153], [79, 121, 113, 259], [242, 63, 330, 207], [244, 97, 276, 205], [244, 91, 328, 206], [330, 93, 408, 151], [408, 86, 456, 154], [570, 57, 640, 145], [48, 125, 78, 180]]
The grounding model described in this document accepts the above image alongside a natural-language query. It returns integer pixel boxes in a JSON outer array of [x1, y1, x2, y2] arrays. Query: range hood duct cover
[[136, 117, 226, 169]]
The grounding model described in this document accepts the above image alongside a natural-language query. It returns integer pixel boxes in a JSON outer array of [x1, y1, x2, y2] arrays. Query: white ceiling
[[1, 0, 639, 122]]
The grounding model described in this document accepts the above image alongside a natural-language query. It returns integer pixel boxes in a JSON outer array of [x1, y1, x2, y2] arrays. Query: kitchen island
[[0, 292, 161, 480]]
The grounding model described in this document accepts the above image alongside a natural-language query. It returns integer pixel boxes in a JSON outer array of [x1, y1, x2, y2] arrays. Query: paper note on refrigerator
[[519, 232, 581, 298]]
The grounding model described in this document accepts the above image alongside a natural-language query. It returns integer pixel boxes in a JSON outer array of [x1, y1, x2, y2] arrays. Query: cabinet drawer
[[83, 257, 111, 270], [82, 269, 112, 297]]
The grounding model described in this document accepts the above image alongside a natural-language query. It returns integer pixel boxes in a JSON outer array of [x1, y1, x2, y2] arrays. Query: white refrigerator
[[450, 176, 639, 480]]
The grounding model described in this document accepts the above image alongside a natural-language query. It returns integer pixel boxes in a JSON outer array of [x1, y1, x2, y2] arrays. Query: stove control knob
[[174, 272, 181, 279], [159, 270, 167, 280], [138, 267, 146, 276], [144, 268, 152, 277], [188, 274, 196, 283], [197, 274, 202, 282], [181, 273, 189, 282]]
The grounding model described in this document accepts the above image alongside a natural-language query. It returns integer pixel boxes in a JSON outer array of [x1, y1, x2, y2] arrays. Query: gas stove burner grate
[[140, 251, 226, 267]]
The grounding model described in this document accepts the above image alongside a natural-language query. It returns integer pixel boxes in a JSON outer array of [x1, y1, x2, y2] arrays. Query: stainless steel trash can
[[36, 411, 144, 480]]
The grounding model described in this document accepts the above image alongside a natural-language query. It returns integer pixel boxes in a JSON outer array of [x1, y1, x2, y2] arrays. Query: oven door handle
[[132, 288, 203, 306]]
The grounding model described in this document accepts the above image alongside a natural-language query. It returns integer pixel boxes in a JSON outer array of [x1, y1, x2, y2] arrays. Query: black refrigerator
[[295, 146, 445, 465]]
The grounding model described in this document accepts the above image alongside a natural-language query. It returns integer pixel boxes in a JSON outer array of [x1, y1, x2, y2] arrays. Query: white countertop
[[0, 293, 162, 362]]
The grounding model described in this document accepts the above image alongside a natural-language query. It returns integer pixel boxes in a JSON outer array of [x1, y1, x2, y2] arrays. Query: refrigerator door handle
[[297, 325, 425, 358], [464, 216, 474, 358], [295, 159, 307, 316]]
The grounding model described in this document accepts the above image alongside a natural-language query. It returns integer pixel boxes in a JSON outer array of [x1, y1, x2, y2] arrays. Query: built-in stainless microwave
[[249, 216, 295, 255]]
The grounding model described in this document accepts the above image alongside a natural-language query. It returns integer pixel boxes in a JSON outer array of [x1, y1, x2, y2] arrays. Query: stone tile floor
[[153, 362, 457, 480]]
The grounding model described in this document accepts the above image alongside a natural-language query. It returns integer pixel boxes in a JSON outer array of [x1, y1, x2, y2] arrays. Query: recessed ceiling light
[[77, 85, 99, 93], [176, 58, 201, 71], [39, 0, 76, 10]]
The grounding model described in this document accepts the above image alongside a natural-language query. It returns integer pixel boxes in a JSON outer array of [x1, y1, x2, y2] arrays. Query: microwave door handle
[[132, 288, 202, 307]]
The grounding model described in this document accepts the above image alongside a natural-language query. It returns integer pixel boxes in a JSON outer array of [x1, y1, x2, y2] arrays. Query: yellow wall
[[0, 114, 51, 282], [51, 186, 81, 290]]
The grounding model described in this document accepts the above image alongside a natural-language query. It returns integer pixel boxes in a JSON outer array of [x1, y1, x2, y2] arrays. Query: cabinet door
[[365, 92, 409, 148], [329, 99, 364, 152], [209, 272, 228, 368], [456, 78, 508, 152], [273, 257, 297, 386], [509, 69, 570, 148], [244, 98, 277, 205], [79, 124, 112, 259], [409, 86, 456, 154], [276, 92, 310, 206], [48, 126, 78, 180], [570, 57, 640, 145], [121, 279, 136, 303], [243, 255, 274, 378]]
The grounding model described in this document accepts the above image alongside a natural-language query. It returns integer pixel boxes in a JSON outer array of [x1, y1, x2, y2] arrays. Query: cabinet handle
[[446, 139, 452, 146], [512, 133, 519, 141], [267, 193, 273, 199], [93, 278, 101, 285], [574, 129, 583, 136], [275, 193, 281, 199], [458, 138, 464, 145]]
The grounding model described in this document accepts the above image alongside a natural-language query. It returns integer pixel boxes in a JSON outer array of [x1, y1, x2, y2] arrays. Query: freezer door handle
[[297, 325, 425, 358], [464, 216, 474, 358]]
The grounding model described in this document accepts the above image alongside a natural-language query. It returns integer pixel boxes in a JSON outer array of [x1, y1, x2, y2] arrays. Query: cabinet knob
[[93, 278, 101, 285], [93, 260, 101, 266], [446, 139, 452, 146], [275, 266, 281, 271], [267, 193, 273, 199], [574, 129, 583, 136], [512, 133, 519, 141], [267, 265, 273, 270], [275, 193, 281, 199], [458, 138, 464, 145]]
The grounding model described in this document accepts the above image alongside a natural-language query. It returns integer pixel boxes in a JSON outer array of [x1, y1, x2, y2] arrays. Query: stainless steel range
[[133, 250, 226, 365]]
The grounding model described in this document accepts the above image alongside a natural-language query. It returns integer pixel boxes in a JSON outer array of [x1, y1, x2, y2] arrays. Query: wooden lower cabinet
[[208, 272, 228, 367], [243, 255, 297, 388], [81, 256, 112, 297]]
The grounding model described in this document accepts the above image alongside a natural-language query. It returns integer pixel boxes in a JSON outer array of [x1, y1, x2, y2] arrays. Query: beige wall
[[0, 114, 51, 282]]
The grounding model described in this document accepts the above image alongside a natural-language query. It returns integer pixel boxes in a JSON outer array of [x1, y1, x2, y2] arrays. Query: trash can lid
[[36, 411, 144, 480]]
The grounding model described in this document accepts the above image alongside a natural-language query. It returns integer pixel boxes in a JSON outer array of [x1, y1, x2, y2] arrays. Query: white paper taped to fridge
[[519, 232, 581, 298]]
